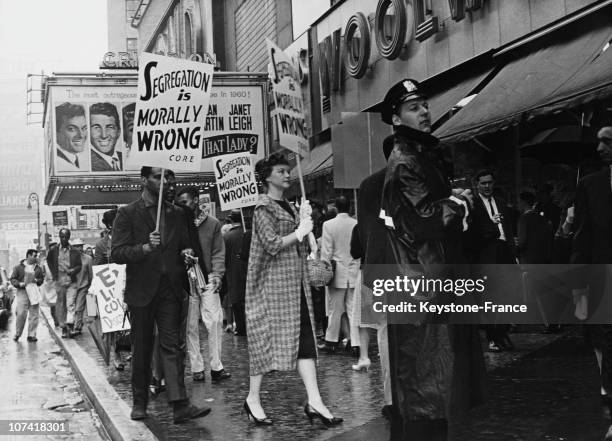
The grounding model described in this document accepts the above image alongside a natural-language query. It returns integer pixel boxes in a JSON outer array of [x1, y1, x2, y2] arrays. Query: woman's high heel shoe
[[351, 358, 371, 372], [243, 401, 273, 426], [304, 403, 343, 427]]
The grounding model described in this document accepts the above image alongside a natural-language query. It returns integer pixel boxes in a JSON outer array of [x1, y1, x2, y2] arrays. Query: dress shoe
[[27, 336, 37, 342], [381, 404, 394, 420], [211, 369, 231, 382], [61, 328, 69, 339], [173, 402, 211, 424], [351, 358, 371, 372], [130, 405, 147, 420], [304, 403, 343, 427], [317, 341, 337, 354], [243, 401, 273, 425], [193, 371, 205, 382]]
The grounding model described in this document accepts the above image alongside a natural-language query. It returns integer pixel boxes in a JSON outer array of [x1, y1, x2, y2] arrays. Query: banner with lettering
[[213, 152, 258, 210], [266, 38, 309, 157], [128, 53, 214, 172], [201, 85, 266, 172], [90, 264, 129, 333]]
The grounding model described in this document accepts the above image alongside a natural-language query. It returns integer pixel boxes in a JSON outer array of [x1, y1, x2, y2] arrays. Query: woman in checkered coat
[[243, 153, 343, 427]]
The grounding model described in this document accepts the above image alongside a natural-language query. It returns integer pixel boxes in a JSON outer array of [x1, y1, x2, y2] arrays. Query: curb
[[40, 307, 159, 441]]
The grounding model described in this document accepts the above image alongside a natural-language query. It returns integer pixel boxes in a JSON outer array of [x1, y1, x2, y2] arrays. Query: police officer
[[378, 79, 486, 441]]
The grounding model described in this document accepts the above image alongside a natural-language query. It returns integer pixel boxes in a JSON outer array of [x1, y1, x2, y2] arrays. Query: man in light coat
[[321, 195, 359, 351]]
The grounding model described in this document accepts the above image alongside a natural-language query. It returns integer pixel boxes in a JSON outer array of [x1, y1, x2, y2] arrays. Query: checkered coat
[[245, 195, 315, 375]]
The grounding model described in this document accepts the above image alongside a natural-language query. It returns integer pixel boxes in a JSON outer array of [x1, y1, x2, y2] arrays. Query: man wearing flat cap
[[377, 79, 486, 440]]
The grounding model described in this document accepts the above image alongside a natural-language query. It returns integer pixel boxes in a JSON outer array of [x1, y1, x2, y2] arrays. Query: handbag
[[306, 233, 333, 288]]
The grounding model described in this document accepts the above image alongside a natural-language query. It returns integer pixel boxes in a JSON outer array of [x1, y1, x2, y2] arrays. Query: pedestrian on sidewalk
[[10, 249, 44, 342], [71, 238, 93, 337], [222, 210, 249, 337], [243, 153, 343, 427], [319, 195, 359, 355], [112, 167, 210, 424], [571, 126, 612, 428], [47, 229, 82, 339], [177, 186, 231, 383]]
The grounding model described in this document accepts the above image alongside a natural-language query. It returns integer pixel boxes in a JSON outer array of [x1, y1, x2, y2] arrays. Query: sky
[[0, 0, 108, 261], [292, 0, 331, 39]]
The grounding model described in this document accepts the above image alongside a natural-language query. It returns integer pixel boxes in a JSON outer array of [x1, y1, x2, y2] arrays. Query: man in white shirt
[[320, 196, 359, 352], [9, 249, 44, 342], [90, 102, 123, 172], [55, 103, 89, 173]]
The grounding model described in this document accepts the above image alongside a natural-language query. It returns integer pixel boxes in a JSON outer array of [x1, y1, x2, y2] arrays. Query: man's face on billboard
[[90, 113, 120, 155], [57, 115, 87, 154]]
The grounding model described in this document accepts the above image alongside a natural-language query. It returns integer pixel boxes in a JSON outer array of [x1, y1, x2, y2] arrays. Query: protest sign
[[90, 264, 129, 333], [266, 39, 309, 157], [128, 52, 214, 172], [213, 152, 258, 210]]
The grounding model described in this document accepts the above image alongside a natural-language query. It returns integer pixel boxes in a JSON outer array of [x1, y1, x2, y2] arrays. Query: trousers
[[186, 284, 224, 372], [15, 290, 39, 338], [325, 286, 359, 344], [129, 276, 187, 405], [55, 282, 77, 328], [73, 287, 88, 330]]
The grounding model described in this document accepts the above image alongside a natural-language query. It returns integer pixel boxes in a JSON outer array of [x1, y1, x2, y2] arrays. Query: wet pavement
[[22, 310, 612, 441], [0, 310, 108, 440]]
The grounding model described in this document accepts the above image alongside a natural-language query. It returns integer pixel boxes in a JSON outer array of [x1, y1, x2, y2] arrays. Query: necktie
[[74, 157, 80, 168], [112, 157, 120, 171], [486, 198, 497, 216]]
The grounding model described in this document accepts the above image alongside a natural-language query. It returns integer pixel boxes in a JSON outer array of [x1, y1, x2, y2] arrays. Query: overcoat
[[380, 126, 486, 428], [245, 194, 316, 375]]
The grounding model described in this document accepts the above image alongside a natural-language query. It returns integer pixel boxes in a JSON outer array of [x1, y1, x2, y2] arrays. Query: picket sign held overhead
[[266, 39, 317, 251], [128, 53, 214, 230]]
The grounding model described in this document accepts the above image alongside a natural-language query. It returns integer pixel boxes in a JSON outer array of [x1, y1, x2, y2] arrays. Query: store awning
[[427, 67, 496, 124], [435, 14, 612, 142], [289, 142, 332, 180]]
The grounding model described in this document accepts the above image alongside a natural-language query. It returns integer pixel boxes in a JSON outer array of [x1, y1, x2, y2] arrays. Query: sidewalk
[[0, 307, 108, 441], [40, 304, 606, 441]]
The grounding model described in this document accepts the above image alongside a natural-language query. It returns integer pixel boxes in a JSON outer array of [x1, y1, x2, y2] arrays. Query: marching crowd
[[2, 77, 612, 440]]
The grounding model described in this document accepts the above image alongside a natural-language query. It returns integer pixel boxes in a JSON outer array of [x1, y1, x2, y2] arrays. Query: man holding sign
[[112, 167, 211, 424]]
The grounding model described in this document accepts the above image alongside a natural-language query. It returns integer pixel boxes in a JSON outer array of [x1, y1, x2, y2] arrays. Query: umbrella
[[520, 125, 599, 164]]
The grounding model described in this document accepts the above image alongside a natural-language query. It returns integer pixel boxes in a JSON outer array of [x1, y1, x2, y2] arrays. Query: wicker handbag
[[306, 233, 333, 288]]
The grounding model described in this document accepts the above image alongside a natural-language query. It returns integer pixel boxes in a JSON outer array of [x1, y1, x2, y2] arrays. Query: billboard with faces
[[50, 86, 139, 176]]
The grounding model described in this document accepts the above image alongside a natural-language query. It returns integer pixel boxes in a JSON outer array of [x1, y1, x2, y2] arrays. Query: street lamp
[[27, 192, 40, 250]]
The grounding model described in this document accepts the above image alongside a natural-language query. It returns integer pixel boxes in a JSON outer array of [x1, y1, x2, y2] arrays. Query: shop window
[[156, 34, 168, 55], [168, 16, 177, 55], [125, 0, 139, 22], [184, 12, 193, 57], [126, 38, 138, 53]]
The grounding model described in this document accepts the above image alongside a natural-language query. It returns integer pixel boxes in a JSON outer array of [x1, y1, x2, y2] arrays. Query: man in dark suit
[[111, 166, 211, 424], [89, 102, 123, 172], [571, 127, 612, 437], [517, 191, 553, 264], [468, 169, 518, 352]]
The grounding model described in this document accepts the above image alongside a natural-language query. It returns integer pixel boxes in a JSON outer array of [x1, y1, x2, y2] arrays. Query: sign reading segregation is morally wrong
[[128, 53, 214, 172], [266, 38, 309, 157], [213, 152, 258, 210]]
